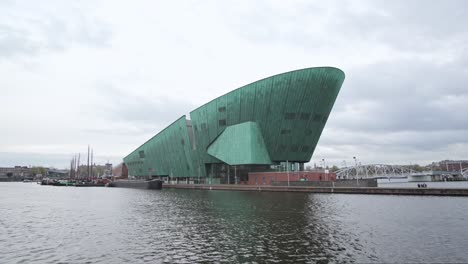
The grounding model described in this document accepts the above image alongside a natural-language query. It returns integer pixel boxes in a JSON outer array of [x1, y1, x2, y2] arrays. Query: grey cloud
[[0, 151, 122, 168], [330, 57, 468, 133], [222, 0, 468, 56], [82, 87, 198, 157], [83, 127, 154, 137], [0, 2, 112, 59], [314, 31, 468, 165], [91, 85, 197, 131], [372, 0, 468, 37], [221, 1, 325, 46], [320, 128, 468, 152], [330, 1, 468, 51], [114, 98, 195, 125], [0, 152, 71, 167], [0, 25, 39, 58]]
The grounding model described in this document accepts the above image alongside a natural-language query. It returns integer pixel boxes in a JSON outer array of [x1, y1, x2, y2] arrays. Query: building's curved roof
[[190, 66, 345, 114]]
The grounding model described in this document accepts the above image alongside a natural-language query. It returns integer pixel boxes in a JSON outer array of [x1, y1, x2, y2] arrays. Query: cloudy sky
[[1, 0, 467, 168]]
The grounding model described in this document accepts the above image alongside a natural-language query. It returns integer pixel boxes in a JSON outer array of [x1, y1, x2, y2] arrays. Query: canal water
[[1, 182, 467, 263]]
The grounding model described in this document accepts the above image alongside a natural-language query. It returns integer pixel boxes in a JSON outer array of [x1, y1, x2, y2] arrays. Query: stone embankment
[[164, 184, 468, 196]]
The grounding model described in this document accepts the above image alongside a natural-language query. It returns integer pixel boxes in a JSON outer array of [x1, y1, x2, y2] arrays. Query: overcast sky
[[1, 0, 467, 169]]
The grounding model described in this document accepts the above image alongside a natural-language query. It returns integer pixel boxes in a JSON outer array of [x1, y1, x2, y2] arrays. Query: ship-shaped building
[[123, 67, 345, 184]]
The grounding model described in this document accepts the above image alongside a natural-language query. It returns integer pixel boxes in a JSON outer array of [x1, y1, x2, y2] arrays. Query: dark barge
[[107, 179, 163, 190]]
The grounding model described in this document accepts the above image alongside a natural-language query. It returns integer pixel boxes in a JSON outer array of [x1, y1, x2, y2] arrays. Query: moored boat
[[75, 180, 107, 187], [107, 179, 162, 190], [53, 180, 76, 186]]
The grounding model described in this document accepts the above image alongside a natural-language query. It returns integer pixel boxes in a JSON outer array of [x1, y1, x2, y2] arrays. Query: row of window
[[134, 142, 311, 156], [278, 145, 311, 153], [127, 160, 144, 166], [195, 113, 326, 131], [199, 119, 324, 131], [281, 129, 315, 135], [198, 121, 316, 136], [285, 112, 327, 122], [220, 105, 326, 121], [218, 106, 324, 122], [195, 107, 327, 137]]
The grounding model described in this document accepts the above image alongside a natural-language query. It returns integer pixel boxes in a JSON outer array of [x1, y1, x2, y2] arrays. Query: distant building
[[0, 166, 33, 181], [47, 169, 69, 179], [104, 163, 112, 178], [432, 160, 468, 172], [408, 170, 464, 182]]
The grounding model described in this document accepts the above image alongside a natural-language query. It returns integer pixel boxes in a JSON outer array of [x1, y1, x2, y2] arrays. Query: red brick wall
[[247, 171, 336, 185], [122, 164, 128, 178], [113, 163, 128, 179]]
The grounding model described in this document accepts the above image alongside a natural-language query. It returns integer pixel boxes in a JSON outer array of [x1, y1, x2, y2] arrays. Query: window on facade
[[280, 129, 291, 134], [139, 150, 145, 159], [218, 106, 226, 112], [201, 123, 207, 130], [300, 112, 311, 120], [291, 145, 299, 152], [194, 125, 198, 131], [301, 146, 310, 152], [284, 112, 296, 119], [181, 139, 185, 145], [219, 119, 226, 126], [313, 114, 321, 122], [278, 144, 286, 151]]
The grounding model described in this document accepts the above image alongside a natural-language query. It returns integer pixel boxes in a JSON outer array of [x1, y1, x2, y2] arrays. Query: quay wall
[[272, 179, 377, 188], [247, 171, 336, 185], [164, 184, 468, 196]]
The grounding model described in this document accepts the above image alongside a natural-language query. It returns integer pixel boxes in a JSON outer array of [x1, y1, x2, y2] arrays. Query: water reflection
[[125, 190, 366, 263]]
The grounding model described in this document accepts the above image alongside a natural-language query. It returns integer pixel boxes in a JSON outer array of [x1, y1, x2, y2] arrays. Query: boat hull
[[108, 180, 162, 190]]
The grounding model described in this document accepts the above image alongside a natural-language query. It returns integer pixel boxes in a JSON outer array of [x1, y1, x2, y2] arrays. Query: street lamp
[[322, 158, 328, 180], [342, 160, 348, 179], [353, 156, 359, 184], [234, 165, 237, 185]]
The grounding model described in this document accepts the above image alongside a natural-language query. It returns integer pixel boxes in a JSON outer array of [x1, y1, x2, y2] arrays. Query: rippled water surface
[[1, 183, 468, 263]]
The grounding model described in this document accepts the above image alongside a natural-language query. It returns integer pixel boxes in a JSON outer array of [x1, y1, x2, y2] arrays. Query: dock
[[164, 184, 468, 196]]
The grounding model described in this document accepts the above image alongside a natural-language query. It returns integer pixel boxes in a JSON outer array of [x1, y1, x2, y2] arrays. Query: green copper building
[[123, 67, 345, 183]]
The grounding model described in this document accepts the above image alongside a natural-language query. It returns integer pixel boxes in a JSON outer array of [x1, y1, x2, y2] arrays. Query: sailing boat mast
[[91, 148, 94, 179], [77, 153, 81, 180], [70, 155, 74, 179], [87, 145, 90, 179]]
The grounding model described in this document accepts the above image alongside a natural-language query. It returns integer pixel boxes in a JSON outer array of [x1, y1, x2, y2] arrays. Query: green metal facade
[[124, 67, 345, 177], [207, 121, 272, 165]]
